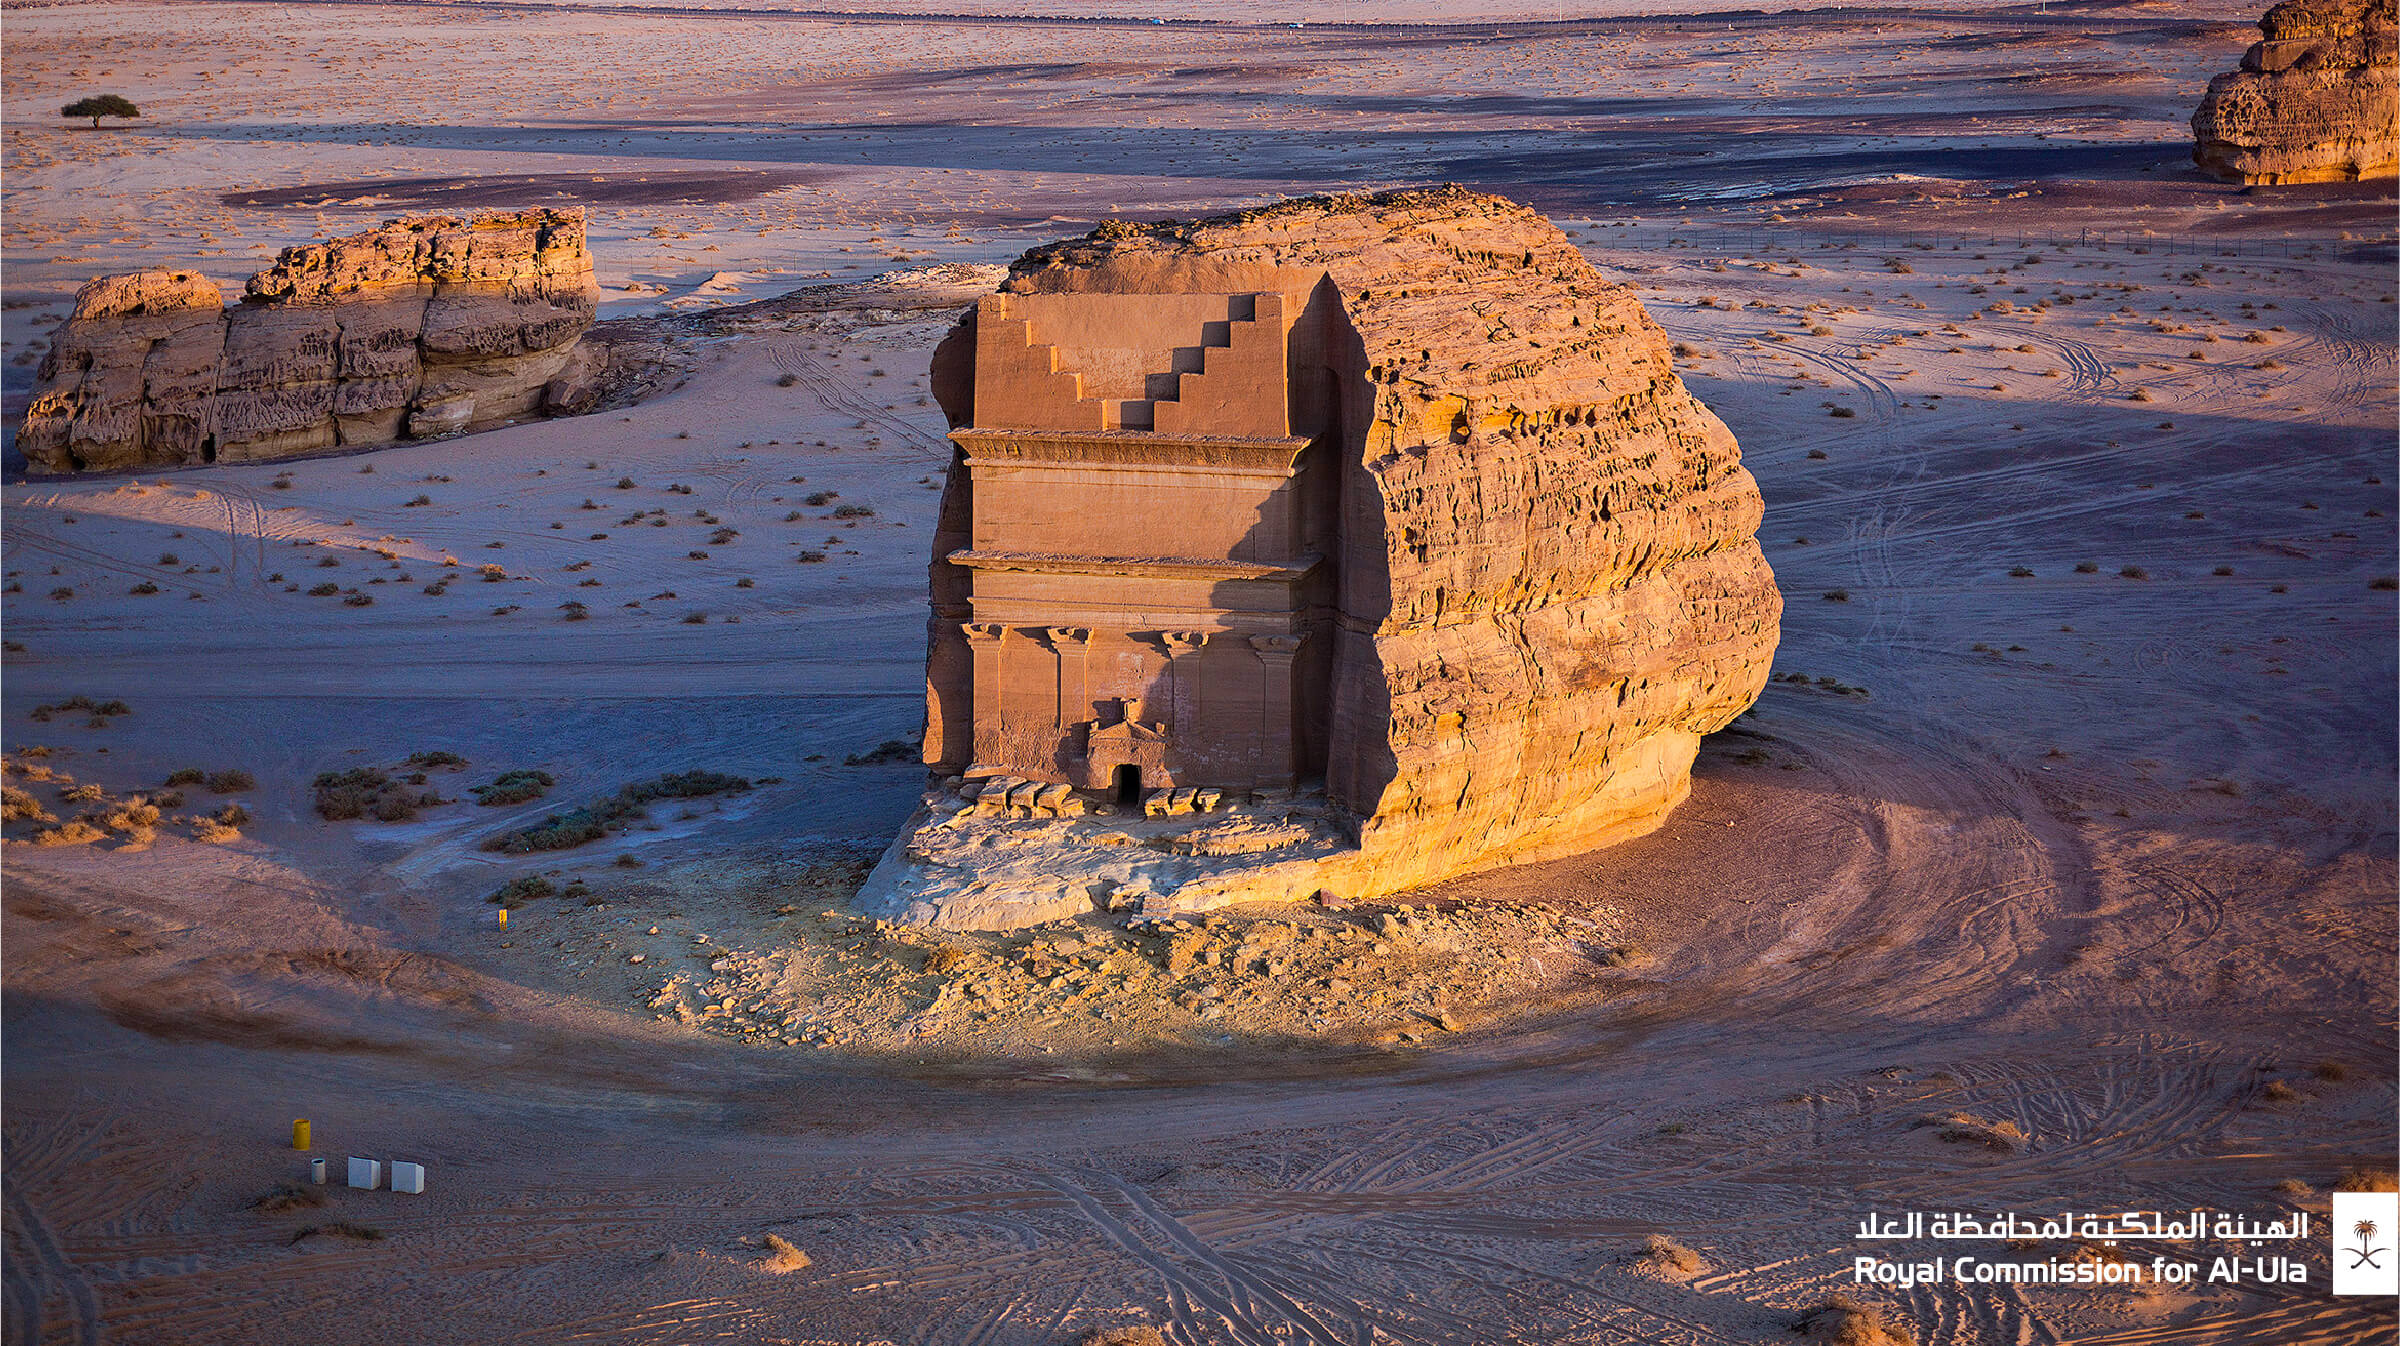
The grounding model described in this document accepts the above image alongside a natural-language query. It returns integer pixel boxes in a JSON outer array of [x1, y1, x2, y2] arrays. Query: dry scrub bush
[[757, 1234, 811, 1273], [1626, 1233, 1705, 1277], [483, 771, 751, 854], [1795, 1295, 1912, 1345], [30, 821, 106, 846], [191, 819, 242, 844], [470, 770, 554, 807], [2, 786, 54, 824], [288, 1222, 382, 1245], [1913, 1112, 2025, 1152], [2336, 1165, 2398, 1192], [1076, 1330, 1167, 1346], [205, 769, 254, 794], [251, 1182, 327, 1213]]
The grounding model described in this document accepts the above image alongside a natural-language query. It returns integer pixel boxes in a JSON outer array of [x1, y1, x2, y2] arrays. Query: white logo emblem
[[2333, 1192, 2398, 1296]]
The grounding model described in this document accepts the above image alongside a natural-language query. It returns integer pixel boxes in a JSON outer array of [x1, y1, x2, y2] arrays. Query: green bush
[[471, 769, 554, 807], [482, 770, 751, 854]]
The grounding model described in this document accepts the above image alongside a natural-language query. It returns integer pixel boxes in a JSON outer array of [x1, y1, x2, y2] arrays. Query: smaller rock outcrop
[[20, 209, 602, 472], [2192, 0, 2398, 184]]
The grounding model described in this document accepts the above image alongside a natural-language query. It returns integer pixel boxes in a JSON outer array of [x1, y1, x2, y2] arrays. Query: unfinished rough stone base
[[857, 737, 1694, 931]]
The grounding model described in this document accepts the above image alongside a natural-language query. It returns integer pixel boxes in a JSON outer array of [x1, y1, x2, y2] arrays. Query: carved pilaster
[[1248, 633, 1305, 790], [1044, 626, 1090, 731], [1161, 630, 1204, 740], [963, 622, 1006, 762]]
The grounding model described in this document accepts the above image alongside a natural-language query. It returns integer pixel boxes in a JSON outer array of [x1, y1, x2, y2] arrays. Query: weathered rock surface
[[868, 188, 1779, 928], [2192, 0, 2398, 184], [19, 209, 601, 472]]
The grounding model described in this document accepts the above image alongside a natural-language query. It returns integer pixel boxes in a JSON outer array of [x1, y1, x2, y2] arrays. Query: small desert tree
[[61, 95, 140, 129]]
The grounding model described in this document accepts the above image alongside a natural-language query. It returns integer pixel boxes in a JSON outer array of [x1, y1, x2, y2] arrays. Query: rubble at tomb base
[[860, 187, 1780, 930], [18, 208, 603, 473], [2192, 0, 2399, 184]]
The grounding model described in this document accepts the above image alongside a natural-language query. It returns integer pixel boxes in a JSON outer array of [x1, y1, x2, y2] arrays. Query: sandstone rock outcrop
[[20, 209, 602, 472], [2192, 0, 2398, 184], [864, 187, 1779, 929]]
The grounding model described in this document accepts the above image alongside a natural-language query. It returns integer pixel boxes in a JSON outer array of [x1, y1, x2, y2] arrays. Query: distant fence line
[[1572, 226, 2398, 263]]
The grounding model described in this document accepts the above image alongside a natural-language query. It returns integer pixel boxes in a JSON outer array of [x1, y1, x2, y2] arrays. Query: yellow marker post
[[498, 908, 509, 930], [292, 1118, 311, 1151]]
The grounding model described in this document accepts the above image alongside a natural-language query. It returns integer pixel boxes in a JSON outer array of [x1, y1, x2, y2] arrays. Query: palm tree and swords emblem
[[2352, 1219, 2388, 1271]]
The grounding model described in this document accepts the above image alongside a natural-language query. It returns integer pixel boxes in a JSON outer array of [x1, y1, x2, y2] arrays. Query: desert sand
[[3, 2, 2395, 1343]]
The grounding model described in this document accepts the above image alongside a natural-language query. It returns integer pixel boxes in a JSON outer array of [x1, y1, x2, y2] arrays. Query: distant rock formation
[[863, 187, 1780, 929], [2192, 0, 2398, 184], [19, 209, 602, 472]]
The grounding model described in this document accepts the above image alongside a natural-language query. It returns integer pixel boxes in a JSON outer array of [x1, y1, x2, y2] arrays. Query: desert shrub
[[1794, 1295, 1912, 1345], [191, 819, 242, 844], [154, 789, 184, 808], [251, 1181, 327, 1213], [845, 739, 917, 766], [479, 565, 507, 583], [289, 1222, 382, 1245], [2, 785, 55, 824], [61, 783, 106, 803], [758, 1233, 811, 1273], [2074, 562, 2098, 574], [796, 550, 827, 564], [487, 875, 555, 907], [214, 802, 250, 827], [471, 770, 554, 807], [1913, 1112, 2025, 1152], [308, 583, 340, 597], [405, 494, 432, 507], [165, 767, 204, 787], [406, 751, 467, 769], [1828, 406, 1855, 418], [2335, 1165, 2397, 1192], [804, 491, 835, 506], [205, 769, 254, 793], [129, 581, 160, 595], [1822, 589, 1850, 602], [158, 553, 179, 566], [311, 769, 379, 818], [2119, 566, 2149, 580], [30, 821, 106, 846], [343, 592, 373, 607], [483, 771, 751, 854], [830, 503, 874, 519], [776, 372, 799, 387], [100, 800, 162, 833], [1627, 1233, 1704, 1276]]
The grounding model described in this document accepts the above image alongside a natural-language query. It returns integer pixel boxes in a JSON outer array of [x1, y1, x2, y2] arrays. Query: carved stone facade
[[926, 288, 1342, 797]]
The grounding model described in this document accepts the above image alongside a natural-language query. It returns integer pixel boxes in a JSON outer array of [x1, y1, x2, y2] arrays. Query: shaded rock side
[[2192, 0, 2398, 183], [20, 209, 601, 472], [906, 187, 1779, 915]]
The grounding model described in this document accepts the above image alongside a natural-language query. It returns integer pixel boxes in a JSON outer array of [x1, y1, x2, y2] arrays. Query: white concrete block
[[347, 1156, 380, 1190], [390, 1161, 425, 1195], [310, 1157, 326, 1184]]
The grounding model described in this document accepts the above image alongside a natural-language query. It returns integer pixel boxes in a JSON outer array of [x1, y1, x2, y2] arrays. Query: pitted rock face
[[2192, 0, 2398, 184], [889, 187, 1780, 925], [18, 209, 602, 472]]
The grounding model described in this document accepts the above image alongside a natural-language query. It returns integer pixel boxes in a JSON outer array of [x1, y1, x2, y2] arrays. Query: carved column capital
[[963, 622, 1007, 646], [1248, 632, 1306, 659]]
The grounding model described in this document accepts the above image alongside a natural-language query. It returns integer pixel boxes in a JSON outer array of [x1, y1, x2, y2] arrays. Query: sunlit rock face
[[20, 208, 601, 472], [868, 187, 1780, 929], [2192, 0, 2399, 184]]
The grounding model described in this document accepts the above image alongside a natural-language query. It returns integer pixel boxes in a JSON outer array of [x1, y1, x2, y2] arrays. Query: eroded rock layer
[[20, 209, 602, 472], [874, 188, 1779, 927], [2193, 0, 2398, 184]]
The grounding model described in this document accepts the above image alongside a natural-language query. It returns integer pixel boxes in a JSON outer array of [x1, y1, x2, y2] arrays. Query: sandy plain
[[3, 1, 2396, 1343]]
